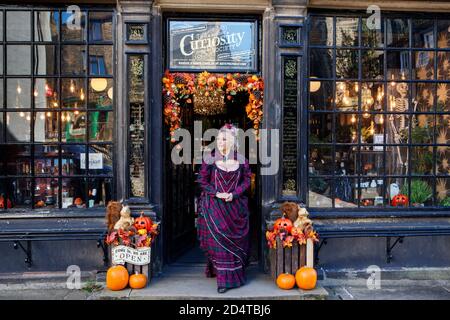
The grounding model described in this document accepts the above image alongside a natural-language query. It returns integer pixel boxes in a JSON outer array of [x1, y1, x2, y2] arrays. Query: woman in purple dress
[[196, 124, 252, 293]]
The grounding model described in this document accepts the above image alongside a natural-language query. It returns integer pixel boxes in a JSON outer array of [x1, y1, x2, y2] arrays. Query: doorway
[[163, 90, 261, 265]]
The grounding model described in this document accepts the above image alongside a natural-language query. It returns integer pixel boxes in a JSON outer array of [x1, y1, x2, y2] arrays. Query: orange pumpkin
[[134, 212, 153, 232], [276, 273, 296, 290], [35, 200, 45, 208], [0, 195, 12, 209], [391, 194, 408, 207], [295, 267, 317, 290], [273, 217, 293, 233], [129, 272, 147, 289], [106, 265, 129, 291], [74, 197, 83, 206]]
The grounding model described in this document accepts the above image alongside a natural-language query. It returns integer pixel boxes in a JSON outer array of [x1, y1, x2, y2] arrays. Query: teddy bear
[[113, 205, 134, 231], [105, 201, 123, 231], [293, 205, 313, 233], [279, 201, 299, 222]]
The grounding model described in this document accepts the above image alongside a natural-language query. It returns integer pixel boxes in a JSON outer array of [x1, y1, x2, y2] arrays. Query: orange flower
[[217, 77, 225, 87]]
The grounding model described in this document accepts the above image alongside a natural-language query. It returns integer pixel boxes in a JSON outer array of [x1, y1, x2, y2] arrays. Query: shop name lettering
[[112, 246, 150, 266], [179, 32, 245, 56]]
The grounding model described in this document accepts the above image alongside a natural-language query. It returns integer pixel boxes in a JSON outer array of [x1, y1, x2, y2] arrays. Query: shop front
[[1, 0, 450, 277]]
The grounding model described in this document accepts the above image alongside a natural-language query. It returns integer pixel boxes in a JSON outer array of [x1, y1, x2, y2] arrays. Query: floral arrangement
[[105, 212, 159, 248], [266, 226, 319, 249], [162, 70, 264, 142]]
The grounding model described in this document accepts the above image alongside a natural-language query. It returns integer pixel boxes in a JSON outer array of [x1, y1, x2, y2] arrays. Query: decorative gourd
[[129, 272, 147, 289], [295, 267, 317, 290], [0, 195, 12, 209], [74, 198, 83, 206], [106, 265, 129, 291], [391, 194, 408, 207], [134, 212, 153, 232], [35, 200, 45, 208], [276, 273, 296, 290], [273, 217, 293, 233]]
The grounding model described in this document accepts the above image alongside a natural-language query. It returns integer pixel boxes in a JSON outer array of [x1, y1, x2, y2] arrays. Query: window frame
[[305, 11, 450, 216], [0, 6, 116, 213]]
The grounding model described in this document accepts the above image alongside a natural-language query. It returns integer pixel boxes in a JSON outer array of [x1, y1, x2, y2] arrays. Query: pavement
[[0, 266, 450, 300]]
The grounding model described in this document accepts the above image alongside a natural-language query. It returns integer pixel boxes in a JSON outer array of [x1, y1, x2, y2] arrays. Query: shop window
[[0, 7, 115, 211], [308, 14, 450, 209]]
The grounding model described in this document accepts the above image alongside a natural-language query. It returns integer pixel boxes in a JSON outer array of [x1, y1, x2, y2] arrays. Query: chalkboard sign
[[167, 19, 258, 72], [282, 56, 299, 196]]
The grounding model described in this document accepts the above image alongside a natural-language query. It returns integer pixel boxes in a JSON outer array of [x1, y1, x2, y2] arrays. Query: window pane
[[34, 178, 59, 208], [362, 82, 384, 112], [89, 111, 113, 142], [0, 12, 3, 41], [87, 145, 113, 176], [360, 149, 384, 176], [411, 114, 434, 144], [309, 113, 332, 143], [404, 178, 434, 207], [437, 20, 450, 48], [61, 78, 86, 108], [336, 145, 356, 175], [34, 145, 59, 176], [437, 83, 450, 111], [89, 45, 112, 75], [0, 79, 3, 108], [61, 11, 86, 42], [336, 81, 358, 111], [62, 178, 86, 208], [62, 111, 86, 142], [7, 79, 31, 109], [34, 45, 59, 75], [387, 50, 410, 80], [387, 82, 410, 113], [89, 11, 113, 42], [436, 115, 450, 147], [436, 150, 450, 176], [362, 17, 384, 47], [336, 49, 358, 79], [309, 16, 333, 46], [88, 78, 113, 109], [335, 177, 358, 208], [87, 178, 113, 207], [386, 146, 409, 175], [413, 51, 434, 80], [0, 45, 3, 75], [309, 80, 333, 111], [386, 18, 409, 47], [6, 11, 31, 41], [309, 49, 333, 78], [5, 112, 31, 142], [412, 19, 435, 48], [61, 45, 86, 75], [336, 17, 359, 47], [6, 178, 32, 208], [436, 178, 450, 206], [309, 145, 333, 175], [414, 83, 435, 112], [336, 113, 357, 143], [34, 78, 58, 109], [437, 51, 450, 80], [34, 111, 58, 142], [387, 177, 408, 207], [362, 50, 384, 80], [308, 178, 332, 208], [3, 145, 32, 176], [359, 177, 385, 207], [0, 113, 3, 142], [61, 145, 86, 176], [411, 146, 433, 175], [34, 11, 59, 42], [7, 45, 31, 75]]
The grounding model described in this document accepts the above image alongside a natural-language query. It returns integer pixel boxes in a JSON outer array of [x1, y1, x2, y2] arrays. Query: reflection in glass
[[34, 178, 59, 208], [6, 11, 31, 41], [7, 45, 31, 75], [308, 178, 332, 208], [88, 78, 113, 109], [61, 78, 86, 108], [89, 46, 112, 75], [413, 51, 434, 80], [7, 178, 32, 208], [6, 112, 31, 142], [309, 16, 333, 46], [336, 49, 358, 79], [336, 145, 356, 175], [88, 145, 113, 176], [7, 79, 31, 109], [309, 49, 333, 79], [3, 145, 31, 176], [34, 11, 59, 42], [34, 45, 59, 75], [334, 178, 357, 208], [362, 50, 384, 79], [309, 80, 333, 111], [61, 145, 86, 176], [412, 20, 435, 48], [61, 111, 87, 142], [89, 111, 113, 142], [34, 111, 58, 142], [0, 12, 3, 41], [62, 45, 86, 75], [34, 78, 58, 109], [0, 45, 3, 75], [61, 11, 86, 41], [437, 20, 450, 48], [387, 50, 410, 80], [309, 145, 333, 175], [0, 80, 3, 108], [336, 81, 358, 111], [386, 18, 409, 47], [336, 17, 359, 47], [362, 17, 384, 47], [309, 113, 332, 143], [89, 12, 113, 42], [34, 145, 59, 176]]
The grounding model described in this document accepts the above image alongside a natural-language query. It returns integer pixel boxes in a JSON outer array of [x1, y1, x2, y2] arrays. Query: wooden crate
[[269, 238, 314, 280]]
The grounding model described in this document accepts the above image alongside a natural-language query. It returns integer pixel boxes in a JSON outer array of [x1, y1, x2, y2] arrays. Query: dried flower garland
[[266, 225, 319, 249], [162, 70, 264, 142]]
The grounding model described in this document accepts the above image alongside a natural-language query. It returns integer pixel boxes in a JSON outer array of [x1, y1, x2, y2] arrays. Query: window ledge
[[0, 208, 106, 220]]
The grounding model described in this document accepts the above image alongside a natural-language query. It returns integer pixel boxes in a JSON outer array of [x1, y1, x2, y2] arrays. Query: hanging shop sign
[[111, 245, 151, 266], [168, 19, 258, 72]]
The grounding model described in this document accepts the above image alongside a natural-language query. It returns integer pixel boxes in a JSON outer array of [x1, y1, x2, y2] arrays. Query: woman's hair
[[218, 123, 240, 151]]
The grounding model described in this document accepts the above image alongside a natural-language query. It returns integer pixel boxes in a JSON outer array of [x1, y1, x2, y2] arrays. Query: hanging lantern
[[90, 78, 108, 92]]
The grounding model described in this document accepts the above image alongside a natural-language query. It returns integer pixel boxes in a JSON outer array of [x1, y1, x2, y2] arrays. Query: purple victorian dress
[[196, 153, 252, 289]]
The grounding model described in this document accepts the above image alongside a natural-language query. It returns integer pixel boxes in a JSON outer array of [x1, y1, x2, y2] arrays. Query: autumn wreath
[[162, 71, 264, 142]]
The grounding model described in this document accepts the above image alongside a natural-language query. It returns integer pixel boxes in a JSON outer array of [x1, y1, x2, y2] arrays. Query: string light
[[80, 88, 85, 101], [70, 80, 75, 93], [16, 81, 22, 94]]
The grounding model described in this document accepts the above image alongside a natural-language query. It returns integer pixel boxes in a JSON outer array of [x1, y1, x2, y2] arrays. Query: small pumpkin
[[129, 272, 147, 289], [295, 267, 317, 290], [0, 195, 12, 209], [106, 265, 129, 291], [276, 273, 296, 290], [391, 194, 408, 207], [273, 217, 293, 233], [35, 200, 45, 208], [74, 197, 83, 206], [134, 212, 153, 232]]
